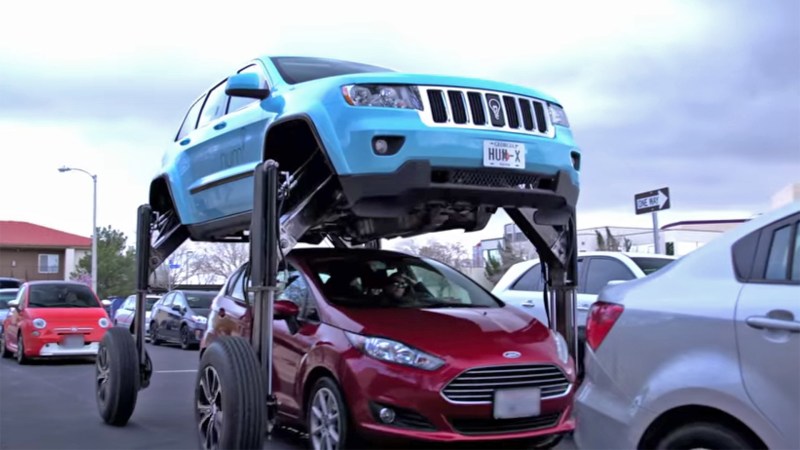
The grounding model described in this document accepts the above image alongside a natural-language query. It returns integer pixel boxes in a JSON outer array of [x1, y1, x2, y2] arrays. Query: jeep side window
[[176, 96, 204, 141], [197, 81, 229, 128], [227, 64, 264, 113]]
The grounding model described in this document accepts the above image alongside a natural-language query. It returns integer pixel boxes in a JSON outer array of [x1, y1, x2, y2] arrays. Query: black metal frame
[[124, 160, 581, 431]]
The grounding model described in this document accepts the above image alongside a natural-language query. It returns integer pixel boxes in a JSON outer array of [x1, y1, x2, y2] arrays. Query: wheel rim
[[182, 328, 189, 346], [197, 366, 223, 450], [310, 387, 341, 450], [16, 335, 23, 362], [95, 345, 110, 406]]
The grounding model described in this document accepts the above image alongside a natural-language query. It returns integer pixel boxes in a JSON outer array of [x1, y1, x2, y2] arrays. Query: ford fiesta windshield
[[271, 56, 393, 85], [27, 285, 99, 308], [306, 255, 501, 309]]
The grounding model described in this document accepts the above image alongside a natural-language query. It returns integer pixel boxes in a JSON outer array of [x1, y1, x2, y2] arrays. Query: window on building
[[38, 254, 59, 274]]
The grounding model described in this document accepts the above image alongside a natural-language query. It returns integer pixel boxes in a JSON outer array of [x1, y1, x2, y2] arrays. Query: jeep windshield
[[304, 253, 502, 309], [270, 56, 392, 85]]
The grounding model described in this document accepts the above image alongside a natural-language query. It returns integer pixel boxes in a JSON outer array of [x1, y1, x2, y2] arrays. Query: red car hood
[[334, 306, 557, 362], [27, 307, 108, 327]]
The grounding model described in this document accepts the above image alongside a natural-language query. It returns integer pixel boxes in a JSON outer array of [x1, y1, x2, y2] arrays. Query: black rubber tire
[[655, 422, 756, 449], [306, 377, 357, 450], [195, 336, 266, 450], [16, 332, 28, 365], [0, 330, 11, 358], [180, 325, 191, 350], [150, 322, 162, 345], [96, 327, 141, 427]]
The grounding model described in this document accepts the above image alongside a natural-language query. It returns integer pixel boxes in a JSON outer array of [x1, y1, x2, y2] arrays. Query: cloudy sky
[[1, 0, 798, 252]]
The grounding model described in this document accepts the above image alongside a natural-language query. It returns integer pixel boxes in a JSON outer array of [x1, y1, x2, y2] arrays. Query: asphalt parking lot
[[0, 341, 576, 450]]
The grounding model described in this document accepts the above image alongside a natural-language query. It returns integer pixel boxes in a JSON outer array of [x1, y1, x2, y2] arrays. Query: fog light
[[378, 407, 396, 424], [373, 138, 389, 154]]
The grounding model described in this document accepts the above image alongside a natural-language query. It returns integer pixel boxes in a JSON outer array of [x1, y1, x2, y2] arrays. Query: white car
[[574, 201, 800, 449], [113, 294, 161, 338], [492, 251, 677, 327]]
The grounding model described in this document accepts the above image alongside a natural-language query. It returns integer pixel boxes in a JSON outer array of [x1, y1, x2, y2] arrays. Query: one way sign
[[635, 187, 671, 215]]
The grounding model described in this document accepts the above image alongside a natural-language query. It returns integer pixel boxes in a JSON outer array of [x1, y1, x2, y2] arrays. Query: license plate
[[62, 335, 85, 349], [493, 387, 541, 419], [483, 140, 525, 169]]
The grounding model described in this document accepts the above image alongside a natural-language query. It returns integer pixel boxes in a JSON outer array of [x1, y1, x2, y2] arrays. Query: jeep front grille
[[431, 169, 556, 191], [442, 364, 570, 403], [419, 86, 553, 137]]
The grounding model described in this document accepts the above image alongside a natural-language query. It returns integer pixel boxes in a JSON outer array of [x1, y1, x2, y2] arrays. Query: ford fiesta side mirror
[[274, 300, 299, 320], [226, 73, 270, 99]]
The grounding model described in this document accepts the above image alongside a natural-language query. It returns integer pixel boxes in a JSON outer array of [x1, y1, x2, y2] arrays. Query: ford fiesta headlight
[[552, 330, 570, 365], [342, 84, 423, 110], [33, 318, 47, 329], [345, 331, 444, 371], [548, 103, 570, 128]]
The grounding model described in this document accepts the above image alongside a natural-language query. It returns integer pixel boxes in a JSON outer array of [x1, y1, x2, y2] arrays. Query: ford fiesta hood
[[335, 305, 559, 363]]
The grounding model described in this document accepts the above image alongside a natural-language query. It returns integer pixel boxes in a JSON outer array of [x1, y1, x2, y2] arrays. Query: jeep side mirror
[[226, 73, 270, 99]]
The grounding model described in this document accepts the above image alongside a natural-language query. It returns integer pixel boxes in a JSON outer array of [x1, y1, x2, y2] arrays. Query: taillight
[[586, 301, 624, 351]]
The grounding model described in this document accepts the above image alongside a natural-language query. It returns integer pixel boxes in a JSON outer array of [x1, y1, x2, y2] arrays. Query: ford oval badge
[[503, 351, 521, 359]]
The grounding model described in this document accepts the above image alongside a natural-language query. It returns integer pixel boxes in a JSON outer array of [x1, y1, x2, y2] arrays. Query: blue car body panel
[[153, 55, 581, 228]]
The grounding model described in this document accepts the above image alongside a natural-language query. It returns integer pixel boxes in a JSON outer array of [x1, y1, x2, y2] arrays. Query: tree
[[70, 226, 136, 298], [396, 238, 471, 268], [193, 242, 250, 282], [483, 235, 526, 284], [595, 227, 632, 252]]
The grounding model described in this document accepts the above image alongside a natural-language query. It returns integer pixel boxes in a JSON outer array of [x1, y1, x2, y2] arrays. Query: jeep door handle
[[522, 300, 536, 307], [746, 316, 800, 333], [213, 121, 227, 130]]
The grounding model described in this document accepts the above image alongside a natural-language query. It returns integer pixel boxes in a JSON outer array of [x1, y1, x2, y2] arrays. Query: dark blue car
[[149, 290, 215, 350]]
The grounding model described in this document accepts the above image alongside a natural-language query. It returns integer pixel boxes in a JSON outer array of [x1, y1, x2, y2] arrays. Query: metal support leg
[[134, 204, 154, 389], [506, 206, 581, 374], [249, 160, 281, 432]]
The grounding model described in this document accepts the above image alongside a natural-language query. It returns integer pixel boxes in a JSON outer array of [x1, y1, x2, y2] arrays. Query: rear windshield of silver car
[[631, 257, 675, 275], [28, 284, 99, 308], [270, 56, 392, 85]]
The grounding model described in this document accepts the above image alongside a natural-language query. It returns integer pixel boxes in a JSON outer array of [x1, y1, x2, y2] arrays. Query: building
[[0, 221, 91, 282]]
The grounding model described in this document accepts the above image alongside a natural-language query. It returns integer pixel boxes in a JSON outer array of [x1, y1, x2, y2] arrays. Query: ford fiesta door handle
[[746, 316, 800, 333]]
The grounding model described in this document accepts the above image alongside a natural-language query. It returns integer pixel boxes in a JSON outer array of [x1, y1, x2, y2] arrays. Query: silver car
[[574, 201, 800, 449], [113, 294, 161, 337]]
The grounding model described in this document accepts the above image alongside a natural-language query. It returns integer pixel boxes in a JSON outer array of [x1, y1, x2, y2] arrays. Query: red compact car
[[200, 248, 576, 449], [0, 281, 111, 364]]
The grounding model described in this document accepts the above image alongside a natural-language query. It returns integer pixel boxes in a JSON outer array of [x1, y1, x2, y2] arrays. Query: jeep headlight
[[342, 84, 423, 110], [345, 331, 444, 371], [548, 103, 570, 128]]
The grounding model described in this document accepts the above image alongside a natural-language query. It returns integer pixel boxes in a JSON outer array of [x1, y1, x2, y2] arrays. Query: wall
[[0, 248, 66, 281]]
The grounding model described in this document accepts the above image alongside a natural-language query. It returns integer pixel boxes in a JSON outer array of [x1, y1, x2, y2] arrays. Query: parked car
[[574, 201, 800, 449], [149, 290, 214, 349], [0, 288, 19, 338], [492, 251, 676, 366], [0, 281, 111, 363], [493, 251, 677, 327], [113, 294, 162, 338], [0, 277, 22, 289], [200, 247, 576, 449], [149, 55, 581, 253]]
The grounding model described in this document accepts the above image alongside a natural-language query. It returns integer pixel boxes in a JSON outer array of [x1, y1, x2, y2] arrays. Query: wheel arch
[[262, 114, 336, 174], [638, 404, 767, 449]]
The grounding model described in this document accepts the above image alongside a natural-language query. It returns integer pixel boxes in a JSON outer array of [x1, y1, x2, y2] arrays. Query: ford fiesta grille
[[442, 364, 570, 403], [419, 86, 553, 137]]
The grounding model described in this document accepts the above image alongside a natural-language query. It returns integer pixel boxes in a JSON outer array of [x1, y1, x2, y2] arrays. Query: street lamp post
[[59, 166, 98, 294]]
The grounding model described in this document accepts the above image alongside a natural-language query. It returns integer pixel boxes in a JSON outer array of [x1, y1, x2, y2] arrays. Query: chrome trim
[[417, 86, 556, 138], [54, 327, 93, 333], [439, 363, 572, 405]]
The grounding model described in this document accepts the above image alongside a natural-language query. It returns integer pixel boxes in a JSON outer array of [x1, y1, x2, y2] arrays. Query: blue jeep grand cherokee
[[149, 56, 580, 250]]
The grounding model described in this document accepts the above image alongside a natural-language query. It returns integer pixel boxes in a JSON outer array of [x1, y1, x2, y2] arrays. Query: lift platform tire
[[653, 422, 757, 449], [195, 336, 266, 450], [96, 327, 141, 427]]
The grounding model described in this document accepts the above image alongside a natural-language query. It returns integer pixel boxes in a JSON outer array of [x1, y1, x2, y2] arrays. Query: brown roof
[[0, 221, 91, 248]]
